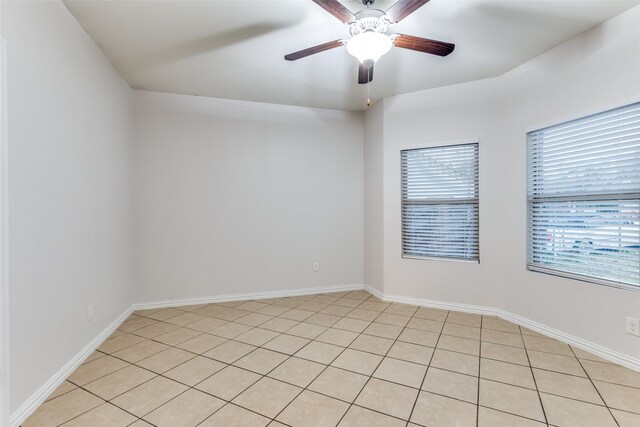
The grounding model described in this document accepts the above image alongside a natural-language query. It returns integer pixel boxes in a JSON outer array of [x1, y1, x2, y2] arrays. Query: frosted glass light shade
[[346, 31, 392, 63]]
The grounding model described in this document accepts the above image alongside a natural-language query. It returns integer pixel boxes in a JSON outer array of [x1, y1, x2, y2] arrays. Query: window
[[527, 102, 640, 290], [401, 142, 479, 261]]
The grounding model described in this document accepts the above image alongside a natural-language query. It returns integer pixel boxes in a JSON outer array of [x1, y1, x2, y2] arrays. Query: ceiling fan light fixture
[[346, 31, 392, 63]]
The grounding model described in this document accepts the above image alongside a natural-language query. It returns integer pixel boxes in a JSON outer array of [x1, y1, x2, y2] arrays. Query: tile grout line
[[44, 301, 544, 425], [520, 324, 550, 426], [195, 293, 372, 426], [120, 294, 354, 426], [57, 329, 602, 424], [153, 309, 344, 425], [260, 338, 350, 424], [79, 310, 541, 424], [404, 309, 451, 427], [61, 297, 343, 426], [265, 293, 391, 425], [53, 381, 155, 427], [129, 301, 569, 367], [569, 345, 621, 427], [332, 300, 417, 427], [30, 291, 640, 427], [139, 296, 639, 424], [249, 293, 381, 425], [203, 319, 348, 425], [475, 314, 482, 427], [30, 293, 360, 427], [139, 310, 591, 371]]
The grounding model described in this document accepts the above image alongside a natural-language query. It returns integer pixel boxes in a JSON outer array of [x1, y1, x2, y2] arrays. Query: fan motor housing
[[350, 9, 391, 36]]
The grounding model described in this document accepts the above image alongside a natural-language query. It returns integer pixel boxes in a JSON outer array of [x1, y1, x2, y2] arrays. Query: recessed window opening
[[401, 142, 480, 262], [527, 102, 640, 290]]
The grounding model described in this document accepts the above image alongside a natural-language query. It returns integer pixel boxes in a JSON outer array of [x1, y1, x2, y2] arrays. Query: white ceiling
[[64, 0, 640, 111]]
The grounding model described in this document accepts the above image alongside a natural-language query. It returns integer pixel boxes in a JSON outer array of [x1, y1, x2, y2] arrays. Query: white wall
[[0, 29, 9, 427], [3, 0, 640, 419], [1, 1, 134, 413], [133, 91, 364, 303], [497, 5, 640, 360], [383, 79, 500, 308], [363, 100, 384, 292], [373, 5, 640, 359]]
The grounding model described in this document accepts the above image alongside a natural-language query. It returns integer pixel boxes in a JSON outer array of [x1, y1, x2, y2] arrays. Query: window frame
[[400, 139, 480, 263], [526, 102, 640, 292]]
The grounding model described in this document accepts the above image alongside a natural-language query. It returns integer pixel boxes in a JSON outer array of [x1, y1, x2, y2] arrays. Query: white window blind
[[527, 102, 640, 290], [401, 143, 479, 261]]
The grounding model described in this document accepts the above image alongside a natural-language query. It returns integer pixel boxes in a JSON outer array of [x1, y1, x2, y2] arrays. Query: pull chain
[[366, 69, 371, 107]]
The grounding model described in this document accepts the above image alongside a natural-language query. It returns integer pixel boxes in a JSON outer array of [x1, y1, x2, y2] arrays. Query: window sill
[[527, 264, 639, 292], [402, 255, 480, 264]]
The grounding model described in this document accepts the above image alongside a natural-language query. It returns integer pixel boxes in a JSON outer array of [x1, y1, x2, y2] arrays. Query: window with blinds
[[527, 102, 640, 290], [401, 143, 479, 261]]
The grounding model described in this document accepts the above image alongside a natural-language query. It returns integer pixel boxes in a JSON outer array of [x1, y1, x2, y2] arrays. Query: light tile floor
[[23, 290, 640, 427]]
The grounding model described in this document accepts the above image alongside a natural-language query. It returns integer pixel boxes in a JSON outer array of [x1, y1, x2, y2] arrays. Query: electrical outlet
[[313, 262, 320, 272], [626, 316, 640, 337], [88, 304, 94, 321]]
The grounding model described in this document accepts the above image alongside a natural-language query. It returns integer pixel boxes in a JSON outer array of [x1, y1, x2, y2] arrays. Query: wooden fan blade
[[393, 34, 455, 56], [386, 0, 430, 23], [312, 0, 356, 23], [284, 39, 344, 61], [358, 60, 374, 84]]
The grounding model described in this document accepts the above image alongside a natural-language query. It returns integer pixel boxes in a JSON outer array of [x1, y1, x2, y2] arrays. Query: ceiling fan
[[284, 0, 455, 84]]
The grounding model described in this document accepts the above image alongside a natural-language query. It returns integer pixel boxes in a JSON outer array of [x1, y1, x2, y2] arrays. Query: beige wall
[[2, 1, 134, 413], [363, 99, 385, 293], [369, 5, 640, 360], [133, 91, 364, 303], [4, 0, 640, 420]]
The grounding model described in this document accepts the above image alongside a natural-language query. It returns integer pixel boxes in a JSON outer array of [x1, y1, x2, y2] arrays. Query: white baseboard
[[366, 286, 496, 316], [498, 310, 640, 372], [13, 281, 639, 426], [134, 284, 365, 311], [11, 283, 364, 425], [9, 306, 134, 427], [364, 285, 640, 372]]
